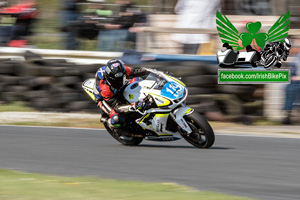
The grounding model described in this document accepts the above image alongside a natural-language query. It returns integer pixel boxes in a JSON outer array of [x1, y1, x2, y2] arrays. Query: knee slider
[[111, 114, 120, 124], [111, 114, 123, 125]]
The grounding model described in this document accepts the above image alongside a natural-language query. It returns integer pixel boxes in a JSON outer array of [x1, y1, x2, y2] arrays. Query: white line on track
[[216, 132, 300, 139], [1, 125, 300, 139]]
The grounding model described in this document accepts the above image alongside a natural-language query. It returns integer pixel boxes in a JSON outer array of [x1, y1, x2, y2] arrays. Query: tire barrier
[[0, 51, 263, 121]]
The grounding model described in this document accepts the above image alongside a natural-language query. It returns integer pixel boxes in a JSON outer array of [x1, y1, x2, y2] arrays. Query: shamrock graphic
[[239, 22, 268, 49], [216, 10, 290, 51]]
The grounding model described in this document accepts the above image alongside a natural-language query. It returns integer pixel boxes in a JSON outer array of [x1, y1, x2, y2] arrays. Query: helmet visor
[[108, 74, 126, 89], [114, 72, 124, 78]]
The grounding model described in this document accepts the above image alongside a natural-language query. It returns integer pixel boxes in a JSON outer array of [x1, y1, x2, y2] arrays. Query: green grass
[[254, 118, 283, 126], [2, 120, 104, 129], [31, 34, 62, 49], [0, 169, 254, 200], [0, 102, 36, 112]]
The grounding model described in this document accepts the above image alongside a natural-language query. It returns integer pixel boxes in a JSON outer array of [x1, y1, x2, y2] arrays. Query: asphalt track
[[1, 125, 300, 200]]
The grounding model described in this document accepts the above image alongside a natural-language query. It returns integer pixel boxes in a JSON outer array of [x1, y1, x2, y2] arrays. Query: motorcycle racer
[[93, 59, 150, 128], [82, 63, 215, 148], [260, 38, 291, 68]]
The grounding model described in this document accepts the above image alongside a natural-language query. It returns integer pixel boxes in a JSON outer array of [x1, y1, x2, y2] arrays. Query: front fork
[[170, 107, 194, 134]]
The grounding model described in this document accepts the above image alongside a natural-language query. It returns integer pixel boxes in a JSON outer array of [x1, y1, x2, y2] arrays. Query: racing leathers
[[93, 65, 149, 127]]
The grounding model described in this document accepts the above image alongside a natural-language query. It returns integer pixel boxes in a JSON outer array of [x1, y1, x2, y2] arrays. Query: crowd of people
[[0, 0, 147, 50], [62, 0, 147, 51], [0, 0, 220, 53]]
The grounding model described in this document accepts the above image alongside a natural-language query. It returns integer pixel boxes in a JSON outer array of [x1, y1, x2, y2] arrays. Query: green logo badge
[[129, 94, 134, 99], [216, 10, 290, 50]]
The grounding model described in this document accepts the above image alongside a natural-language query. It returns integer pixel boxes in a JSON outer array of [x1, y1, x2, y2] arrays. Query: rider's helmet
[[104, 59, 126, 89], [283, 38, 291, 51]]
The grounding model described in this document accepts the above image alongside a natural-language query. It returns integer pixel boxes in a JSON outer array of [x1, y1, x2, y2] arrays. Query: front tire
[[264, 55, 276, 68], [104, 122, 143, 146], [274, 62, 282, 68], [180, 112, 215, 148]]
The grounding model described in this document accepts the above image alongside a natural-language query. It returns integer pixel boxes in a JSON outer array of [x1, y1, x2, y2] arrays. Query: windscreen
[[145, 72, 168, 90]]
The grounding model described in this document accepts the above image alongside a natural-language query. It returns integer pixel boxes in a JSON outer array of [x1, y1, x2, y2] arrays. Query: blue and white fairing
[[161, 81, 184, 100], [123, 72, 187, 110]]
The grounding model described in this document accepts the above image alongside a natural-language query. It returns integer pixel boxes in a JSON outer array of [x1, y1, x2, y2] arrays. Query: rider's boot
[[107, 118, 121, 129], [107, 118, 132, 141], [109, 114, 122, 128], [99, 113, 108, 123], [102, 114, 130, 140]]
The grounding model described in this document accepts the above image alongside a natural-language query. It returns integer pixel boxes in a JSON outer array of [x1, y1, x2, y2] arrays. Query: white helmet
[[283, 38, 291, 50]]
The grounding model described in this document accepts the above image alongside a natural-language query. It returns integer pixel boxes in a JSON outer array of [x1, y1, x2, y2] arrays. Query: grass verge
[[0, 102, 36, 112], [2, 119, 104, 129], [0, 169, 254, 200]]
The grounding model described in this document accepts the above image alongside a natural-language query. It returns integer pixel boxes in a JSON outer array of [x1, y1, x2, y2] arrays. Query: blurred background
[[0, 0, 300, 125]]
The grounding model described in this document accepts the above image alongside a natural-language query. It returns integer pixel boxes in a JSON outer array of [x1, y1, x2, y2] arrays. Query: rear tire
[[180, 112, 215, 148], [251, 62, 257, 67], [104, 122, 143, 146]]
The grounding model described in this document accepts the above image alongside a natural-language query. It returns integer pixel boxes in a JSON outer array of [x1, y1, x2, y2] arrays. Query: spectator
[[97, 0, 136, 51], [282, 48, 300, 125], [172, 0, 220, 54], [128, 10, 148, 50], [0, 7, 13, 46], [62, 0, 81, 50], [0, 0, 38, 47], [70, 3, 113, 41], [84, 3, 113, 18]]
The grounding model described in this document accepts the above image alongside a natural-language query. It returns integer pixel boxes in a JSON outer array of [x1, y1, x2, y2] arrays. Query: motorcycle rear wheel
[[181, 112, 215, 148], [104, 122, 144, 146]]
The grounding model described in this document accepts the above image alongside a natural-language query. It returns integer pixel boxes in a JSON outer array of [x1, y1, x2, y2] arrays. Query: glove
[[129, 101, 148, 112], [136, 101, 144, 110], [165, 71, 174, 76], [137, 101, 151, 112], [94, 94, 103, 104], [129, 102, 137, 112]]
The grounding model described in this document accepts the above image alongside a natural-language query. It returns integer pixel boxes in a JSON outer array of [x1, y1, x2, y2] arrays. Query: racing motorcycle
[[82, 69, 215, 148], [259, 39, 291, 68], [260, 45, 281, 68]]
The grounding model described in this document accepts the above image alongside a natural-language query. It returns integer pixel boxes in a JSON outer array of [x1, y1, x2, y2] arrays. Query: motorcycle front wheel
[[104, 122, 144, 146], [180, 112, 215, 148], [264, 55, 277, 68]]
